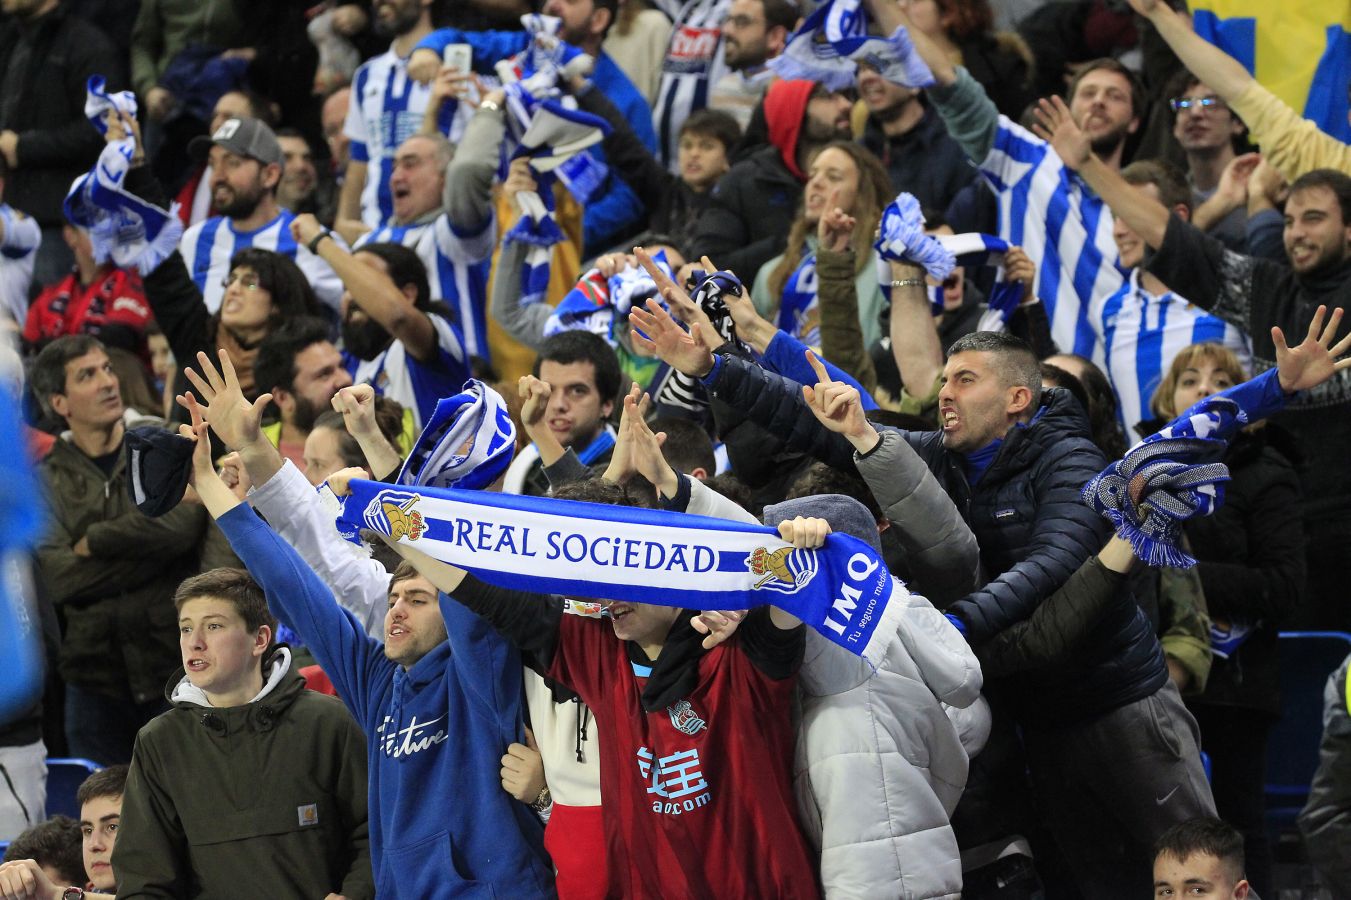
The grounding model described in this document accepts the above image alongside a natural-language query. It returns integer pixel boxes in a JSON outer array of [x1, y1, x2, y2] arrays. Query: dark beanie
[[125, 426, 196, 517]]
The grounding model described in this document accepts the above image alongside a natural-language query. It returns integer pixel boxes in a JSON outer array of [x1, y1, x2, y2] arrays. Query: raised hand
[[1250, 157, 1289, 208], [1004, 246, 1037, 300], [689, 609, 746, 650], [818, 192, 856, 254], [628, 298, 716, 377], [801, 349, 880, 451], [1214, 152, 1261, 207], [1031, 95, 1091, 171], [634, 246, 716, 338], [407, 48, 442, 84], [503, 158, 538, 218], [518, 374, 565, 466], [1274, 305, 1351, 393], [332, 383, 379, 439], [625, 390, 676, 496], [217, 451, 253, 502], [777, 515, 831, 549], [178, 349, 273, 452], [289, 212, 326, 249], [325, 466, 369, 497]]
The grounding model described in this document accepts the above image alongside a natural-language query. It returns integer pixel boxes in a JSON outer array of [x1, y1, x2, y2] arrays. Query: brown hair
[[766, 141, 893, 302], [1068, 58, 1145, 121], [388, 559, 424, 595], [76, 764, 129, 808], [173, 568, 277, 658], [1122, 159, 1193, 214], [1150, 342, 1247, 419], [934, 0, 993, 40]]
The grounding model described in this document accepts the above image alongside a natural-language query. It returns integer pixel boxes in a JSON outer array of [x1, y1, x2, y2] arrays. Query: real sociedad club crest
[[746, 545, 818, 594], [363, 490, 427, 542], [667, 699, 706, 736]]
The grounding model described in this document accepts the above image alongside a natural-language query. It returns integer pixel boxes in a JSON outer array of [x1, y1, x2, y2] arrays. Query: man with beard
[[253, 316, 354, 471], [1042, 99, 1351, 629], [707, 0, 797, 129], [854, 60, 977, 211], [881, 0, 1142, 359], [336, 0, 437, 244], [689, 79, 853, 280], [178, 118, 345, 315], [292, 214, 470, 433], [276, 128, 337, 227]]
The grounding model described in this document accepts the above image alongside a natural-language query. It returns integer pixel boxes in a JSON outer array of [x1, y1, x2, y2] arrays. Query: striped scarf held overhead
[[63, 76, 183, 275], [770, 0, 935, 91]]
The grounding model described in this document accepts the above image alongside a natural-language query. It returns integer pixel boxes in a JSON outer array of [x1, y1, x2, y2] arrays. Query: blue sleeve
[[594, 56, 657, 151], [1245, 208, 1286, 262], [216, 504, 393, 725], [413, 28, 531, 71], [762, 330, 881, 411], [1196, 366, 1286, 424], [582, 149, 645, 252], [440, 593, 526, 745]]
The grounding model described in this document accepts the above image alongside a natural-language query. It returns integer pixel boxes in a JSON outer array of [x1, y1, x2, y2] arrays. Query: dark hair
[[355, 242, 432, 312], [388, 559, 423, 594], [760, 0, 801, 33], [946, 331, 1041, 392], [550, 476, 638, 507], [1068, 58, 1145, 120], [173, 568, 277, 661], [652, 417, 716, 476], [220, 89, 279, 127], [1043, 355, 1127, 456], [703, 472, 757, 517], [1162, 70, 1246, 142], [2, 816, 84, 885], [225, 248, 321, 328], [679, 108, 743, 156], [534, 331, 623, 410], [311, 396, 406, 470], [1289, 168, 1351, 225], [1121, 159, 1193, 215], [253, 316, 333, 396], [933, 0, 994, 40], [1153, 817, 1245, 880], [76, 764, 129, 808], [786, 461, 884, 523], [30, 334, 108, 416], [591, 0, 619, 37], [274, 126, 310, 145]]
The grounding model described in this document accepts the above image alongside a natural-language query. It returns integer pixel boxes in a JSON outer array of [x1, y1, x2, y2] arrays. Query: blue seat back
[[44, 757, 101, 820]]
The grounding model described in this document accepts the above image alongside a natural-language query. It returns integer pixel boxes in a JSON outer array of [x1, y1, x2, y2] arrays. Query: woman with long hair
[[750, 141, 894, 351], [1142, 341, 1306, 899]]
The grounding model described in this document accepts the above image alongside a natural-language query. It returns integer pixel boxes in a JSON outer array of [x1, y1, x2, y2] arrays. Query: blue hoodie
[[217, 505, 553, 899]]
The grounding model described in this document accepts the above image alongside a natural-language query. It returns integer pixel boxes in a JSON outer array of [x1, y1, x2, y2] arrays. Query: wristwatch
[[530, 786, 552, 812], [306, 228, 332, 255], [479, 99, 501, 113], [62, 889, 85, 900]]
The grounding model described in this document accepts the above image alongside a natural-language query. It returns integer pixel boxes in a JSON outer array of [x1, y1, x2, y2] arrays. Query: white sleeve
[[248, 460, 390, 639], [0, 206, 38, 326]]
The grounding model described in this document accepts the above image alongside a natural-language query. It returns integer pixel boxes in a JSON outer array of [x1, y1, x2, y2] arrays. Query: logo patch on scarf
[[746, 545, 818, 594], [363, 490, 426, 541], [667, 699, 706, 736]]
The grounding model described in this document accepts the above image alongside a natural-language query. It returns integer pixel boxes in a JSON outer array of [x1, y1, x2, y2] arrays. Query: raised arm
[[1129, 0, 1254, 104], [1033, 95, 1170, 250], [887, 259, 945, 398], [443, 89, 506, 235]]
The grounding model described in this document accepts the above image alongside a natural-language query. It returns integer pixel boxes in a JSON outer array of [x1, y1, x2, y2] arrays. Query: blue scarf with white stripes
[[770, 0, 934, 91], [336, 479, 903, 668]]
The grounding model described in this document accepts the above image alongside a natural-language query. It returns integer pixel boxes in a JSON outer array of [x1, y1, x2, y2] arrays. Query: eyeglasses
[[1170, 95, 1226, 114], [222, 272, 263, 291]]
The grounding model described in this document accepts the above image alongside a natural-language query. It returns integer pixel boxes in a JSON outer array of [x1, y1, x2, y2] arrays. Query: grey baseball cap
[[188, 117, 283, 166]]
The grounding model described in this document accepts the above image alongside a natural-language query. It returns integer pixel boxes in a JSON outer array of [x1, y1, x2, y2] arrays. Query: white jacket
[[687, 476, 983, 899]]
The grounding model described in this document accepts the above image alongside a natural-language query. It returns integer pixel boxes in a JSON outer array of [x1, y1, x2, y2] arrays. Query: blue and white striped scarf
[[395, 379, 517, 491], [770, 0, 934, 91], [1082, 395, 1239, 568], [337, 478, 903, 668], [63, 76, 182, 275], [544, 249, 672, 340]]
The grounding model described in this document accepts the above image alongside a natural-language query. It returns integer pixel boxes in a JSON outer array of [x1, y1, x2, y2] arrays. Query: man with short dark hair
[[179, 117, 344, 313], [76, 764, 128, 895], [113, 567, 373, 899], [275, 128, 336, 226], [1153, 817, 1251, 899], [253, 316, 354, 470], [2, 816, 85, 889], [1163, 71, 1251, 250], [31, 335, 206, 765], [505, 330, 623, 495], [709, 0, 797, 127], [652, 416, 716, 479]]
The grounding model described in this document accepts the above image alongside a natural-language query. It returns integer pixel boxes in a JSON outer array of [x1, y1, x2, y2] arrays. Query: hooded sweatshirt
[[214, 504, 554, 899], [114, 648, 374, 899], [763, 79, 816, 182]]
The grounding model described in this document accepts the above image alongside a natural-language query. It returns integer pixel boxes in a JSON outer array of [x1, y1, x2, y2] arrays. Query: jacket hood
[[56, 407, 167, 446], [764, 79, 815, 182], [166, 645, 301, 711]]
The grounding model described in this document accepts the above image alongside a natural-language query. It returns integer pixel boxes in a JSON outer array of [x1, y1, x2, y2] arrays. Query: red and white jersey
[[548, 614, 820, 899]]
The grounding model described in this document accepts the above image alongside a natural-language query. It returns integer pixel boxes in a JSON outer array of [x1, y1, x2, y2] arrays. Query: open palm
[[1275, 305, 1351, 393]]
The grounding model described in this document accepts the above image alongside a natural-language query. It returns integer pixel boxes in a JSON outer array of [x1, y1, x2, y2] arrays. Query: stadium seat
[[44, 758, 101, 820]]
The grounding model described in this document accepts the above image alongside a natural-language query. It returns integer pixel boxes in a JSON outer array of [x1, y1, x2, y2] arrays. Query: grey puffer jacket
[[1299, 653, 1351, 897]]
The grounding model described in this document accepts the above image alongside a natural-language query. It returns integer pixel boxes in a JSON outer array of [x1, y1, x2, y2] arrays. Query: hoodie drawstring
[[574, 699, 590, 764]]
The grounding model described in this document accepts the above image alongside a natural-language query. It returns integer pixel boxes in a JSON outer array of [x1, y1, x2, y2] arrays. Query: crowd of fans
[[0, 0, 1350, 896]]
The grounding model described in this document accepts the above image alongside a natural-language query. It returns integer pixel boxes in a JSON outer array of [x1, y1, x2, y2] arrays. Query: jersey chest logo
[[667, 698, 706, 736]]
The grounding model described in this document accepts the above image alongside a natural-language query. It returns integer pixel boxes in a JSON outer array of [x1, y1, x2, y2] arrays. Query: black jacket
[[860, 104, 978, 214], [1138, 421, 1306, 715], [689, 145, 801, 281], [704, 353, 1167, 724], [0, 4, 124, 225]]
